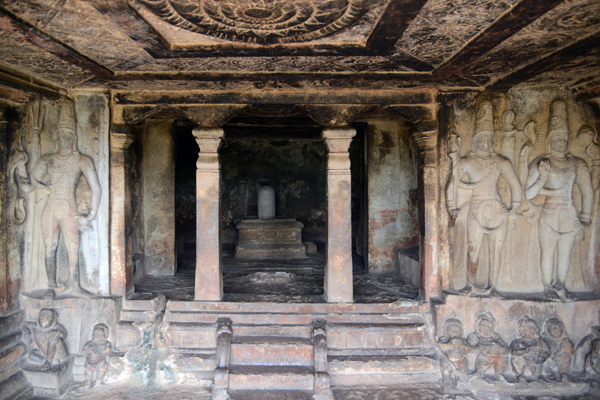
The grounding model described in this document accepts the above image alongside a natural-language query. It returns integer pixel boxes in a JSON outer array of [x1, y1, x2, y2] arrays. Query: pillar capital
[[410, 119, 438, 167], [110, 131, 136, 153], [193, 127, 224, 171]]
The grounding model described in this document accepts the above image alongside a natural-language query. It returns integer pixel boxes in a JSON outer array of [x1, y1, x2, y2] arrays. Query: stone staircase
[[116, 299, 442, 399]]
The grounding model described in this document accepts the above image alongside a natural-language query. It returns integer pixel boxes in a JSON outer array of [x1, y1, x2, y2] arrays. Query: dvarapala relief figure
[[12, 100, 101, 295], [525, 101, 594, 300], [22, 308, 69, 370], [81, 323, 112, 388], [509, 316, 550, 381], [467, 312, 509, 379], [447, 101, 522, 293], [542, 317, 573, 380]]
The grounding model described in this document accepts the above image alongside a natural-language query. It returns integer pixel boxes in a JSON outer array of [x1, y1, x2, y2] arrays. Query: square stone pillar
[[142, 120, 176, 275], [110, 130, 135, 297], [411, 120, 441, 301], [322, 128, 356, 303], [193, 128, 224, 301]]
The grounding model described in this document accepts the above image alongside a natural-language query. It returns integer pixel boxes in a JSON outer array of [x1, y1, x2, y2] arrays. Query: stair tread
[[232, 336, 312, 345], [230, 365, 314, 375]]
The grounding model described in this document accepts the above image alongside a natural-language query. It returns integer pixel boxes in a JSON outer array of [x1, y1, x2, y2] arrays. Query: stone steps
[[229, 366, 315, 391], [115, 299, 442, 397]]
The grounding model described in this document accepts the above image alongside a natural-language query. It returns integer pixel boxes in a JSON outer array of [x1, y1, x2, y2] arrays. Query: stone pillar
[[110, 129, 135, 297], [193, 128, 224, 301], [322, 128, 356, 303], [142, 120, 176, 275], [0, 108, 8, 313], [411, 120, 441, 301]]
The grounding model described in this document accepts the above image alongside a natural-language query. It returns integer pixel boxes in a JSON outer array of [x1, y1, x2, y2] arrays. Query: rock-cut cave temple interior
[[1, 0, 600, 399]]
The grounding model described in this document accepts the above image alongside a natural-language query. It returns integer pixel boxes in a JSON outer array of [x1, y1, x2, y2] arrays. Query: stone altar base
[[22, 360, 72, 397], [235, 218, 307, 259]]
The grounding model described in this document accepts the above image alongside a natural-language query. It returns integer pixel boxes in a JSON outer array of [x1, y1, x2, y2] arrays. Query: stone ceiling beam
[[487, 30, 600, 92], [111, 90, 436, 107], [113, 104, 248, 126], [302, 105, 377, 127], [366, 0, 429, 53], [383, 104, 437, 123], [433, 0, 564, 80], [0, 7, 114, 80]]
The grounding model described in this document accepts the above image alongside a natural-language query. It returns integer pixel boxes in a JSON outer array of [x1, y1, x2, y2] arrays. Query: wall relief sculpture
[[509, 316, 550, 381], [437, 311, 600, 394], [22, 308, 69, 370], [10, 99, 102, 296], [81, 323, 112, 388], [447, 100, 521, 295], [447, 98, 598, 300]]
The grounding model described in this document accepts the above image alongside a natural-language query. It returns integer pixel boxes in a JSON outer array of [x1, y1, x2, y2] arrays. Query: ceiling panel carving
[[463, 0, 600, 76], [0, 0, 598, 94], [130, 0, 388, 48]]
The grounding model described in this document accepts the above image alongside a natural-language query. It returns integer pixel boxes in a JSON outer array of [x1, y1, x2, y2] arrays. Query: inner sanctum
[[1, 1, 600, 399], [128, 106, 420, 303]]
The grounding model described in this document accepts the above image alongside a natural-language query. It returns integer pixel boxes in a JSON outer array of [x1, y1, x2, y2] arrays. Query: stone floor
[[131, 245, 419, 302], [36, 383, 600, 400]]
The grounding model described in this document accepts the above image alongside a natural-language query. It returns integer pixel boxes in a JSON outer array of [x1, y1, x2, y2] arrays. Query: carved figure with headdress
[[525, 100, 594, 300], [446, 101, 522, 293], [12, 99, 101, 295]]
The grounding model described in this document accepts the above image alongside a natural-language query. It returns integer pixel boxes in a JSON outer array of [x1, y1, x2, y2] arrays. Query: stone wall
[[366, 120, 419, 273]]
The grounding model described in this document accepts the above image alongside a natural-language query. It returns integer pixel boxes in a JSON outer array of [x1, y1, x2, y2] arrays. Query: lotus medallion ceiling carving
[[130, 0, 387, 48]]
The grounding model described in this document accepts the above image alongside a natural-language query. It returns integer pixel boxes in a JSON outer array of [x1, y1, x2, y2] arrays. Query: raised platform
[[235, 218, 307, 259]]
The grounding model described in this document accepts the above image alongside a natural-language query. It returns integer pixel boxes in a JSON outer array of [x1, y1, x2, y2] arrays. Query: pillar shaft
[[110, 131, 135, 297], [193, 128, 224, 301], [412, 120, 441, 301], [322, 128, 356, 303]]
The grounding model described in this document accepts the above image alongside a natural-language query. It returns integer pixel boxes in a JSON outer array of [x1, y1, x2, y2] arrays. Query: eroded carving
[[81, 323, 112, 388], [525, 101, 594, 300], [438, 318, 471, 386], [22, 308, 69, 370], [447, 101, 521, 294], [542, 317, 573, 380], [467, 312, 508, 379], [509, 316, 550, 382]]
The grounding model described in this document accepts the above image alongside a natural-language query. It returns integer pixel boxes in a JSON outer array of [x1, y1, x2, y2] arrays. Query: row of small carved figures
[[438, 312, 600, 384], [22, 308, 111, 389]]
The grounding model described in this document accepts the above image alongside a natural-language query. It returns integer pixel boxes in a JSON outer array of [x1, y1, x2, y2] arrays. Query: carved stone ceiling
[[0, 0, 599, 94]]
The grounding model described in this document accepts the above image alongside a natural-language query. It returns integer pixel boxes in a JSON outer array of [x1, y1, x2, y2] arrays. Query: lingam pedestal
[[235, 186, 307, 259]]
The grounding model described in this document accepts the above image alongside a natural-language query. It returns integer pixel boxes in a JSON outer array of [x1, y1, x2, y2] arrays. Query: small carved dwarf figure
[[22, 308, 69, 370], [439, 318, 471, 374], [467, 312, 509, 379], [510, 316, 551, 381], [586, 339, 600, 379], [572, 311, 600, 378], [525, 100, 594, 300], [541, 317, 573, 380], [446, 101, 522, 293], [439, 318, 471, 386], [81, 323, 111, 388]]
